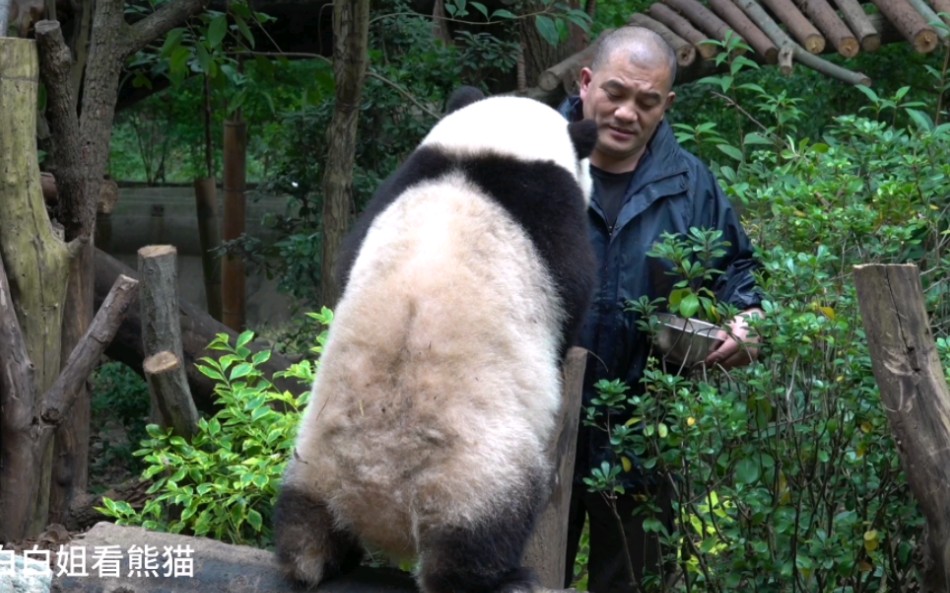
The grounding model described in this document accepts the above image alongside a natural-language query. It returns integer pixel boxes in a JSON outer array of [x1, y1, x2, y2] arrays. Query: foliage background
[[95, 2, 950, 590]]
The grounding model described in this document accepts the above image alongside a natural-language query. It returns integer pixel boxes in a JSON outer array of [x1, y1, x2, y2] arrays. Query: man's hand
[[704, 308, 764, 370]]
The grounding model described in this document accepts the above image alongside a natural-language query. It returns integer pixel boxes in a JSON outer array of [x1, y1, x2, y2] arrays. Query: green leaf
[[234, 14, 255, 48], [207, 13, 228, 48], [735, 457, 761, 484], [246, 509, 263, 532], [491, 8, 516, 19], [679, 293, 700, 318], [716, 143, 744, 161], [905, 108, 934, 132], [534, 15, 560, 46]]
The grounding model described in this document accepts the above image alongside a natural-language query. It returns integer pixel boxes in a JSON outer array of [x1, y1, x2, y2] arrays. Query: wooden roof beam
[[663, 0, 737, 46]]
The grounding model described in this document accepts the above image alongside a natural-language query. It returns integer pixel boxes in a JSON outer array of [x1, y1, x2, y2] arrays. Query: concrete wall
[[98, 185, 298, 329]]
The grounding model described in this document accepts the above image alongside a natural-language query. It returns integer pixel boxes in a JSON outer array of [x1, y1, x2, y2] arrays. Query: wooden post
[[222, 114, 247, 331], [138, 245, 198, 438], [524, 347, 587, 588], [854, 264, 950, 593]]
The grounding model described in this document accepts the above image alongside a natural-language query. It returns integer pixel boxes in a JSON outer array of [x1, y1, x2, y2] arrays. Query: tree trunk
[[319, 0, 370, 307], [0, 36, 72, 540], [222, 115, 247, 330], [3, 0, 210, 539], [854, 264, 950, 593]]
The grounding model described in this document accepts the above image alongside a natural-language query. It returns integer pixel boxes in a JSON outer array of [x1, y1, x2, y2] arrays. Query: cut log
[[795, 0, 859, 57], [138, 244, 197, 432], [708, 0, 779, 62], [733, 0, 871, 85], [144, 351, 200, 439], [853, 264, 950, 593], [908, 0, 949, 41], [222, 117, 247, 331], [664, 0, 736, 45], [833, 0, 881, 51], [94, 248, 304, 413], [759, 0, 825, 53], [538, 28, 612, 92], [869, 0, 937, 52], [931, 0, 950, 19], [648, 3, 719, 60], [628, 13, 697, 66]]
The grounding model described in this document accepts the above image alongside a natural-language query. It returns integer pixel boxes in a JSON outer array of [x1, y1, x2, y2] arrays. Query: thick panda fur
[[273, 87, 597, 593]]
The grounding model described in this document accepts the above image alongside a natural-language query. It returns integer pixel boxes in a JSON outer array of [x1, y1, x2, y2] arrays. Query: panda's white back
[[291, 172, 563, 557]]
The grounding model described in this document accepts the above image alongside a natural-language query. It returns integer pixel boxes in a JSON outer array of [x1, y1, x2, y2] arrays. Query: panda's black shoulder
[[334, 147, 454, 294]]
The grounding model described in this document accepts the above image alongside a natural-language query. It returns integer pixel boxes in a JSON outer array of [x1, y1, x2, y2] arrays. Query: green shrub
[[582, 64, 950, 590], [99, 308, 332, 546]]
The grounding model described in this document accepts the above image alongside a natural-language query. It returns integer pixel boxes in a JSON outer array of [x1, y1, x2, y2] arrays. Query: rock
[[0, 552, 53, 593], [51, 522, 417, 592]]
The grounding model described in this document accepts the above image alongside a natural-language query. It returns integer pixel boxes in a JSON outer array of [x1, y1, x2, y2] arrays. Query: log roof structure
[[534, 0, 950, 97]]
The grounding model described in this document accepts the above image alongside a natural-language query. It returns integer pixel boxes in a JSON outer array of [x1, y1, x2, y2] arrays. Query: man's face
[[579, 48, 675, 172]]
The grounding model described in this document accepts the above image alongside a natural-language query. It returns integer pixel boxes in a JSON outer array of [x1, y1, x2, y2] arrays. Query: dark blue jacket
[[561, 97, 762, 487]]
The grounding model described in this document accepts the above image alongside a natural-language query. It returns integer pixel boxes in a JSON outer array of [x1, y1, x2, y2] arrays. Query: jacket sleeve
[[689, 160, 763, 311]]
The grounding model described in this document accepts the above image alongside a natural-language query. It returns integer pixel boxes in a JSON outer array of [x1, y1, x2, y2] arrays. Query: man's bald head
[[591, 27, 677, 92]]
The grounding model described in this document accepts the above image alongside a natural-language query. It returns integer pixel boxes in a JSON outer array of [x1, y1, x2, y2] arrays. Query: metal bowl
[[652, 313, 724, 367]]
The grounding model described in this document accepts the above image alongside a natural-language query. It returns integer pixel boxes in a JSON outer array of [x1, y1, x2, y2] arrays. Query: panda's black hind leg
[[417, 478, 545, 593], [273, 484, 363, 587]]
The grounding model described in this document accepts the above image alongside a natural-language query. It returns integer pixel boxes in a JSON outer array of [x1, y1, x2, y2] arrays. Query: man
[[561, 27, 764, 591]]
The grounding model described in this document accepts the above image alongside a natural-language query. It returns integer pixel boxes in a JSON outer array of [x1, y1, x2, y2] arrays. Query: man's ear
[[579, 67, 593, 99], [665, 91, 676, 111]]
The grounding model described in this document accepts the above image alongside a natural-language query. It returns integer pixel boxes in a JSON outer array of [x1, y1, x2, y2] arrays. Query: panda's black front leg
[[273, 484, 363, 587]]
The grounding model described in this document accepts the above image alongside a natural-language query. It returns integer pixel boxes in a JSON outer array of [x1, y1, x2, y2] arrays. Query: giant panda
[[273, 87, 597, 593]]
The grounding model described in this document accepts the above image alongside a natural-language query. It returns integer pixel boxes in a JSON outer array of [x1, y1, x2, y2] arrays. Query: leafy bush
[[580, 47, 950, 591], [90, 362, 152, 479], [99, 309, 332, 546]]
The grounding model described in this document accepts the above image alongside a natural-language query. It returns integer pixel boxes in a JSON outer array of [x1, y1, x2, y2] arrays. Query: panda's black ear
[[445, 86, 485, 115], [568, 120, 598, 160]]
